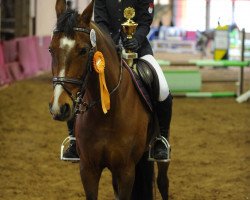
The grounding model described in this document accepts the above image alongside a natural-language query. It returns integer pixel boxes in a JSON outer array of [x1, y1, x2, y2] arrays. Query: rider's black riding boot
[[154, 94, 173, 161], [62, 117, 79, 160]]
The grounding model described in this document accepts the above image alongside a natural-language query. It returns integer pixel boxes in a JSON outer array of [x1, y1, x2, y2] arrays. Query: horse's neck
[[87, 24, 121, 100], [101, 30, 120, 78]]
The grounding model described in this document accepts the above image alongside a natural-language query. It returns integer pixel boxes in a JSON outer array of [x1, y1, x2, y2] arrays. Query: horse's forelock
[[56, 9, 78, 37]]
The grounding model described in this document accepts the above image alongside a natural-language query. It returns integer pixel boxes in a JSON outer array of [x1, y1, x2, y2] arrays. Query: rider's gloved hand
[[122, 36, 140, 52]]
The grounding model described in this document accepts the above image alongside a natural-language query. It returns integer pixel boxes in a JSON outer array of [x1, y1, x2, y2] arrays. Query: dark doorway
[[1, 0, 30, 40]]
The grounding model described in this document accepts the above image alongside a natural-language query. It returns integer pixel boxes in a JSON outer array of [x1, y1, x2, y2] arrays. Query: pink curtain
[[35, 36, 52, 71], [17, 36, 40, 77], [2, 39, 18, 63], [0, 43, 12, 85], [0, 36, 51, 86]]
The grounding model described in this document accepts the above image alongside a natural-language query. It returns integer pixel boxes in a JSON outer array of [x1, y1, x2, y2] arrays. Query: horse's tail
[[131, 152, 154, 200]]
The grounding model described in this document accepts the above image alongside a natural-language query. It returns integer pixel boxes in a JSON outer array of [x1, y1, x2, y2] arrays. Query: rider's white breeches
[[140, 55, 170, 101]]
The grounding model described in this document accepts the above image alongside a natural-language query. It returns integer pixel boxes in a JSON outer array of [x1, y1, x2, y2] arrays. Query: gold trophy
[[121, 7, 138, 66]]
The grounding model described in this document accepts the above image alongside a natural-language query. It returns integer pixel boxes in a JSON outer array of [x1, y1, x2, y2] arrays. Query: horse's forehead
[[59, 37, 76, 51]]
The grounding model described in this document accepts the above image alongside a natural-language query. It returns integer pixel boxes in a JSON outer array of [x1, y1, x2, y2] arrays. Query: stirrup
[[60, 136, 80, 162], [148, 136, 171, 163]]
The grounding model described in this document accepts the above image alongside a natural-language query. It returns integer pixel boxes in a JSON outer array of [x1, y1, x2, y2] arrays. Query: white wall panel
[[36, 0, 91, 36]]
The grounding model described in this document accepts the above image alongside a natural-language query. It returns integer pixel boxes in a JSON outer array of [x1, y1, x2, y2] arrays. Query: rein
[[52, 27, 123, 115]]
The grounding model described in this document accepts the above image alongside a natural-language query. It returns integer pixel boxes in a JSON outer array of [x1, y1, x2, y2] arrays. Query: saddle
[[122, 58, 159, 112]]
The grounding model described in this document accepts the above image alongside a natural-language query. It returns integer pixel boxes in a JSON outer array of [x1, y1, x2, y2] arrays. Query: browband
[[53, 27, 91, 34]]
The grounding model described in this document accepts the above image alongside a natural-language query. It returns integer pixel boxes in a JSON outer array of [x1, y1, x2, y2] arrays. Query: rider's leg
[[155, 94, 172, 159], [140, 55, 172, 161], [62, 117, 79, 160]]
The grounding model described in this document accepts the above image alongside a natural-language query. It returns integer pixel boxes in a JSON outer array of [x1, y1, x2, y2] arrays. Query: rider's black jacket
[[94, 0, 154, 57]]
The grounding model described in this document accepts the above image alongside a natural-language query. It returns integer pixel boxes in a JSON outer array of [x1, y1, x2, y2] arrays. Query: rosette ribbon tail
[[93, 51, 110, 114]]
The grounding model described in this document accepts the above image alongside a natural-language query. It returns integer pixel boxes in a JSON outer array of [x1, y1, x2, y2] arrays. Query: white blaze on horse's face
[[60, 37, 76, 51], [51, 37, 76, 115], [52, 69, 65, 115]]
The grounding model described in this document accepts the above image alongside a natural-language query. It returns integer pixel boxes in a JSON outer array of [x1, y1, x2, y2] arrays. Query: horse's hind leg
[[157, 162, 170, 200], [132, 152, 154, 200], [80, 162, 101, 200], [112, 174, 119, 200]]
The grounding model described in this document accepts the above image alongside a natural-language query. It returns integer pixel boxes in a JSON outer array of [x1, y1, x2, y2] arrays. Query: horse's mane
[[56, 9, 78, 37]]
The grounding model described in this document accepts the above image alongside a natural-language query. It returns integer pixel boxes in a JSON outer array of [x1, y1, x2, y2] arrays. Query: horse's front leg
[[157, 162, 170, 200], [80, 161, 102, 200], [114, 164, 135, 200]]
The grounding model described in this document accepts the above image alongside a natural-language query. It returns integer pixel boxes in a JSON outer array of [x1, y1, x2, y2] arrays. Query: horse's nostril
[[60, 103, 70, 116]]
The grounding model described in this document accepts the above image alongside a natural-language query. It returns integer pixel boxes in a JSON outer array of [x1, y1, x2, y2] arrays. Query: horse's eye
[[79, 48, 87, 56], [48, 47, 53, 54]]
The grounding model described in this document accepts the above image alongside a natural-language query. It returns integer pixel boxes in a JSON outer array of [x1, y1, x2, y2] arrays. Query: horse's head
[[49, 0, 94, 121]]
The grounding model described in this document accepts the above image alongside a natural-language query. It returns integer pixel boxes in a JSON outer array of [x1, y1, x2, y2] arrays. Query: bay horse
[[49, 0, 169, 199]]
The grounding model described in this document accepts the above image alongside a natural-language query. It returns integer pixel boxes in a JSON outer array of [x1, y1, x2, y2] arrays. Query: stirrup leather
[[148, 136, 171, 162], [60, 136, 80, 161]]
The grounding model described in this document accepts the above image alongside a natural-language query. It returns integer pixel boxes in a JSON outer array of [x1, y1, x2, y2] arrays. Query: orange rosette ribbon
[[93, 51, 110, 114]]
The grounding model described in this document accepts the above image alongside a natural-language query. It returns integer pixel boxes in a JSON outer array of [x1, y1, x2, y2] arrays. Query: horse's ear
[[55, 0, 66, 18], [80, 0, 95, 24]]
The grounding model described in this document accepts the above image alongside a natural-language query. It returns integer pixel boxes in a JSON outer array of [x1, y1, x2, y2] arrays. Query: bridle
[[51, 27, 123, 115], [52, 27, 94, 111]]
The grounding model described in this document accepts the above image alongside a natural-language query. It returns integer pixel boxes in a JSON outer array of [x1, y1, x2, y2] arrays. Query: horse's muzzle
[[49, 103, 71, 121]]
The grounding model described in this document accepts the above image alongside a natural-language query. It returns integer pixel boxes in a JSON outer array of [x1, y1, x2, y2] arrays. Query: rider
[[62, 0, 172, 162]]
